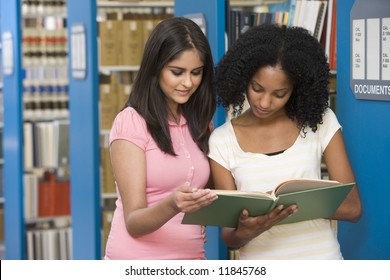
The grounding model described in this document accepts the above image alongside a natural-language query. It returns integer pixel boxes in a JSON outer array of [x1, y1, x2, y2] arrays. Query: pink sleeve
[[109, 107, 149, 150]]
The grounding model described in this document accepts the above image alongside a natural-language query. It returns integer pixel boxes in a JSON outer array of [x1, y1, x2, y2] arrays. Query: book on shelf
[[23, 122, 35, 170], [38, 171, 70, 217], [313, 0, 328, 41], [300, 0, 321, 35], [292, 0, 302, 27], [53, 119, 70, 167], [26, 226, 72, 260], [226, 9, 289, 47], [239, 11, 256, 35], [23, 120, 70, 169], [182, 179, 354, 228], [328, 0, 337, 70], [24, 173, 39, 219], [293, 0, 328, 41], [324, 0, 333, 57]]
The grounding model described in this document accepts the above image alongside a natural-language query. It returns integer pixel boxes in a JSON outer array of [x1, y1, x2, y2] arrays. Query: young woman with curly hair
[[209, 24, 362, 260]]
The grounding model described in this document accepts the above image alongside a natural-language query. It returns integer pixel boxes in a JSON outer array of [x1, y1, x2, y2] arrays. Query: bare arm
[[111, 140, 217, 238], [324, 129, 362, 222], [210, 159, 296, 249]]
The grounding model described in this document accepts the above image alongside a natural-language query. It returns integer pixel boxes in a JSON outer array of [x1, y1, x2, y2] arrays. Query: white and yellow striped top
[[209, 108, 343, 260]]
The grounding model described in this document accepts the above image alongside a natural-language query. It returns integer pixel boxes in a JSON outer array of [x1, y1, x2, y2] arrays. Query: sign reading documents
[[350, 0, 390, 101]]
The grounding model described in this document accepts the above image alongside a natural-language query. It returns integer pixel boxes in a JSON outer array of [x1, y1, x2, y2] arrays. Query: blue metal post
[[175, 0, 228, 260], [337, 0, 390, 259], [67, 0, 101, 259], [1, 0, 25, 259]]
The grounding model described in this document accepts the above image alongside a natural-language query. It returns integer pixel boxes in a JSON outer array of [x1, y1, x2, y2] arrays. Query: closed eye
[[191, 68, 203, 76], [171, 70, 183, 76], [251, 83, 264, 93], [250, 82, 290, 98], [168, 66, 203, 77]]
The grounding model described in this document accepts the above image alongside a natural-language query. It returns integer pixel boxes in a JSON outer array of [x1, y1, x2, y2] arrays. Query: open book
[[182, 179, 355, 228]]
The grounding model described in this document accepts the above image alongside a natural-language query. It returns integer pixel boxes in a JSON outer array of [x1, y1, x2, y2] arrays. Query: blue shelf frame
[[337, 0, 390, 260], [1, 0, 25, 260], [0, 0, 102, 260], [67, 0, 101, 259]]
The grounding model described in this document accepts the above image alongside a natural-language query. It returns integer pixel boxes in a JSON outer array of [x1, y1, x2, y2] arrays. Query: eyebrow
[[167, 65, 204, 71], [251, 80, 290, 92]]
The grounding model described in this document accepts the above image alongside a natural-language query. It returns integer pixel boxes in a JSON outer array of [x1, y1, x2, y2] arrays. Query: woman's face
[[159, 49, 204, 112], [246, 64, 293, 120]]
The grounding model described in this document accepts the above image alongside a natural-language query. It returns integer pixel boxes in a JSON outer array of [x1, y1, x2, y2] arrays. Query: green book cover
[[182, 181, 355, 228], [182, 193, 275, 228], [276, 182, 354, 225]]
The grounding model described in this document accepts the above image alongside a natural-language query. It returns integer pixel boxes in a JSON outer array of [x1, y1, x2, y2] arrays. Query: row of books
[[22, 0, 67, 17], [20, 2, 71, 260], [25, 206, 115, 259], [24, 171, 70, 219], [26, 225, 72, 260], [23, 83, 69, 121], [227, 10, 290, 48], [99, 13, 171, 66], [291, 0, 328, 41], [23, 28, 67, 57], [99, 72, 134, 130], [23, 20, 69, 120], [227, 0, 337, 70], [22, 99, 118, 193], [293, 0, 337, 69], [24, 119, 69, 170]]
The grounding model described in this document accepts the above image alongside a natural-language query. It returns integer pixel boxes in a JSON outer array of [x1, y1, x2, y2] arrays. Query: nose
[[259, 93, 272, 109], [181, 74, 193, 88]]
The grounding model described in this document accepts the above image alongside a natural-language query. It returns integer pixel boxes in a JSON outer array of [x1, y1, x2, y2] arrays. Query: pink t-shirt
[[104, 107, 209, 260]]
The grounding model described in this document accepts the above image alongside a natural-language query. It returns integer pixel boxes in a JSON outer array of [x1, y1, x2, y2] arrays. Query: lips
[[255, 106, 270, 116], [176, 89, 191, 96]]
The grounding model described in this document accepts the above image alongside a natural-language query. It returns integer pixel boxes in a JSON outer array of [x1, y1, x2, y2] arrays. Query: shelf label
[[2, 31, 14, 76], [71, 24, 87, 80], [184, 13, 207, 36], [367, 18, 380, 80], [382, 17, 390, 81], [352, 19, 365, 80], [350, 0, 390, 101]]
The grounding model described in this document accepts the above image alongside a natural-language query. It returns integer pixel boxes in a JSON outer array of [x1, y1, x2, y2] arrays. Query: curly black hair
[[215, 24, 330, 132]]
